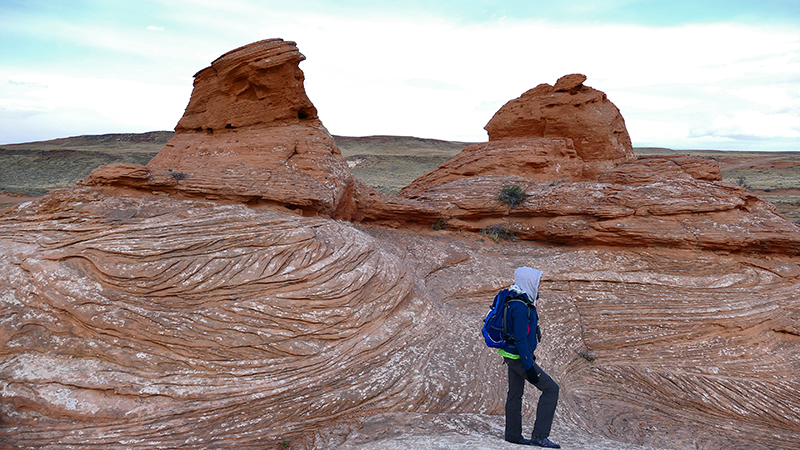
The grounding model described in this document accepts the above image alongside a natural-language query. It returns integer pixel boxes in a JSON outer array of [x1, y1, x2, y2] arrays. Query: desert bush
[[498, 184, 526, 208], [169, 171, 188, 181], [479, 224, 518, 243], [432, 218, 447, 231]]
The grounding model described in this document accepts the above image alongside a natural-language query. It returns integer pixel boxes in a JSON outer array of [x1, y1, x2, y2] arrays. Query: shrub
[[479, 224, 518, 243], [432, 218, 447, 231], [498, 184, 526, 208], [169, 171, 188, 181]]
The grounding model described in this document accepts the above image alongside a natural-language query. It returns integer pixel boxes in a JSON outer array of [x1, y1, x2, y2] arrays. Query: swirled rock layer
[[1, 190, 798, 450]]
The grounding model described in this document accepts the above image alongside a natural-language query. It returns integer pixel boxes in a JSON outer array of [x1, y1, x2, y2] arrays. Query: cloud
[[1, 2, 800, 150], [0, 73, 189, 143], [405, 78, 461, 90]]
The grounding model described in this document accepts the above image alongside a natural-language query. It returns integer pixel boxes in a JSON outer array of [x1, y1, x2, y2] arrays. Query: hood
[[513, 266, 543, 305]]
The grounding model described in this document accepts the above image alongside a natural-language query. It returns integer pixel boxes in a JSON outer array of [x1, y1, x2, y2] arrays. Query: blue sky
[[2, 0, 800, 150]]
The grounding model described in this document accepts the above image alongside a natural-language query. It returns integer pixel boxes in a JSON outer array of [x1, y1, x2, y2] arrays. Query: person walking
[[499, 267, 560, 448]]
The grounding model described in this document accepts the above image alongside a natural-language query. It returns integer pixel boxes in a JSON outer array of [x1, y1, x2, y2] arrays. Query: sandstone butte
[[1, 38, 799, 450]]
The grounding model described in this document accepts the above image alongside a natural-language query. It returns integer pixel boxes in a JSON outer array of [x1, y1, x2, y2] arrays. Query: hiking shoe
[[530, 437, 561, 448], [505, 437, 532, 445]]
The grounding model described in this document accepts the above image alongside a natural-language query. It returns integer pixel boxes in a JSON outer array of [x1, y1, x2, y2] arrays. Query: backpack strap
[[501, 292, 533, 343]]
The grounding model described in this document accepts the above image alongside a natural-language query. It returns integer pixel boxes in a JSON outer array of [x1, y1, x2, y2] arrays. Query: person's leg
[[530, 361, 559, 441], [504, 358, 527, 443]]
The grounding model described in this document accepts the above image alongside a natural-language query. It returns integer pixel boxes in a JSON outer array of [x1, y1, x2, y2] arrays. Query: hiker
[[500, 267, 560, 448]]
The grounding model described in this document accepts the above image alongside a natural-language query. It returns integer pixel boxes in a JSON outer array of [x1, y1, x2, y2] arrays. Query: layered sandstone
[[1, 190, 798, 450], [80, 39, 355, 217], [173, 38, 317, 132], [398, 138, 584, 197], [399, 74, 797, 254], [406, 173, 800, 253], [485, 73, 634, 163]]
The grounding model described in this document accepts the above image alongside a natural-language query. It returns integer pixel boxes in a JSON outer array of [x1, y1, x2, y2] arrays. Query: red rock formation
[[398, 138, 584, 198], [403, 172, 800, 253], [78, 39, 438, 226], [400, 74, 640, 196], [597, 154, 722, 185], [80, 39, 355, 217], [1, 190, 798, 450], [398, 76, 797, 254], [174, 39, 317, 132], [485, 74, 634, 164]]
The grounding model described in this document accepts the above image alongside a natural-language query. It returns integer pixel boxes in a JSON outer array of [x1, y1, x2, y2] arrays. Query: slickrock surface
[[3, 40, 800, 450], [1, 190, 798, 449], [402, 172, 800, 254]]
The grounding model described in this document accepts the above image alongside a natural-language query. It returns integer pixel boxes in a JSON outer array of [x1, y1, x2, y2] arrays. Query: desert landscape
[[1, 38, 799, 450], [3, 134, 799, 223]]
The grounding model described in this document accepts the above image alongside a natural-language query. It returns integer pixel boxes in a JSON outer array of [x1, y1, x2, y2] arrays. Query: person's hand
[[525, 367, 539, 384]]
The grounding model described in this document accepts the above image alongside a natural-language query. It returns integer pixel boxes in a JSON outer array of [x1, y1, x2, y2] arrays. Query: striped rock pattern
[[1, 189, 798, 449]]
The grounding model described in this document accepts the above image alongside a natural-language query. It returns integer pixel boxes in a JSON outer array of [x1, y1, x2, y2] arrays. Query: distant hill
[[2, 131, 799, 222], [1, 131, 175, 154]]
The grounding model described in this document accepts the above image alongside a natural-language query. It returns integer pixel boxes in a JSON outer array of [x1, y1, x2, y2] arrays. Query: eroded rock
[[1, 190, 798, 450], [484, 73, 634, 164], [80, 39, 356, 217]]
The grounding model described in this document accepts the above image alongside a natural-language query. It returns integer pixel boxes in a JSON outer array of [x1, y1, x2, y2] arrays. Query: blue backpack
[[481, 289, 531, 348]]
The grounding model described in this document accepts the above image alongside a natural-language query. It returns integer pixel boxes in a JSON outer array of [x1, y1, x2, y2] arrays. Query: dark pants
[[503, 357, 560, 442]]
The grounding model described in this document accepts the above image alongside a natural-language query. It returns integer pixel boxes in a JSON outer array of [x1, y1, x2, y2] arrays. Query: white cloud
[[0, 73, 189, 143], [2, 4, 800, 150], [704, 110, 800, 139]]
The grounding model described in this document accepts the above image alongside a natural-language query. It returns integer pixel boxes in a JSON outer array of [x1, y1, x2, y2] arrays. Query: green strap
[[498, 348, 520, 359]]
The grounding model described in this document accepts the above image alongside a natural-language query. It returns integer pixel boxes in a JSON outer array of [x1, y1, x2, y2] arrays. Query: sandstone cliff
[[2, 39, 800, 450]]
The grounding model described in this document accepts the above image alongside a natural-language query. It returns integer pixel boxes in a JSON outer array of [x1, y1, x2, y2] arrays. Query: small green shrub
[[169, 171, 188, 181], [432, 218, 447, 231], [498, 184, 526, 208], [479, 224, 518, 243]]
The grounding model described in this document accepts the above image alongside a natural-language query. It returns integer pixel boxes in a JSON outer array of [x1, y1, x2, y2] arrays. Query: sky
[[2, 1, 800, 151]]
